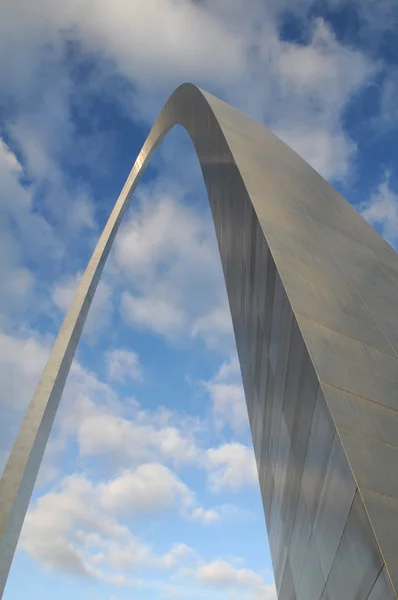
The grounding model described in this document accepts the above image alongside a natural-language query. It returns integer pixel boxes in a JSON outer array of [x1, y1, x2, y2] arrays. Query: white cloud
[[278, 18, 370, 99], [205, 443, 258, 493], [22, 462, 247, 583], [206, 382, 247, 432], [275, 125, 356, 183], [215, 355, 242, 381], [0, 328, 258, 495], [5, 267, 35, 297], [55, 0, 245, 86], [21, 468, 267, 595], [198, 559, 261, 587], [62, 392, 259, 496], [69, 194, 97, 231], [270, 18, 374, 181], [197, 559, 276, 600], [0, 0, 381, 201], [191, 303, 234, 350], [360, 171, 398, 248], [105, 348, 142, 383], [20, 472, 196, 578], [121, 292, 185, 337], [0, 139, 22, 174], [99, 463, 194, 514], [113, 192, 232, 349], [57, 355, 257, 497], [62, 391, 199, 469], [190, 507, 221, 526], [190, 504, 246, 526]]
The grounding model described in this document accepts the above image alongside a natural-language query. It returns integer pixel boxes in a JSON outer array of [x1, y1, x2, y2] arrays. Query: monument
[[1, 84, 397, 599]]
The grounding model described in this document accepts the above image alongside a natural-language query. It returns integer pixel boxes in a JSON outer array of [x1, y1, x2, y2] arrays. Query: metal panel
[[323, 383, 398, 448], [280, 351, 318, 551], [296, 534, 325, 600], [367, 568, 396, 600], [361, 489, 398, 594], [339, 431, 398, 500], [278, 263, 393, 355], [325, 491, 384, 600], [279, 558, 296, 600], [300, 387, 335, 522], [312, 432, 357, 580], [288, 482, 312, 589], [296, 315, 398, 411]]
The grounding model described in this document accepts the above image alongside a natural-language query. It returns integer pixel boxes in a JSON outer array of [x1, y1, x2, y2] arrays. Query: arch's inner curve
[[1, 83, 398, 600]]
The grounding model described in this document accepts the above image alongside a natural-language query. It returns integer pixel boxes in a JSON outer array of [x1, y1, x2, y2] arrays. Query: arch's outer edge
[[1, 83, 398, 599]]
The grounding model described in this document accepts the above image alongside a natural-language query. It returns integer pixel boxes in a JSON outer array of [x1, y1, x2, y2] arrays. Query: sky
[[0, 1, 397, 600]]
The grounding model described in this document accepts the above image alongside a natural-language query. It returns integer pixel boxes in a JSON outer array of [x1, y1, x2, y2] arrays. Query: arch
[[1, 83, 398, 599]]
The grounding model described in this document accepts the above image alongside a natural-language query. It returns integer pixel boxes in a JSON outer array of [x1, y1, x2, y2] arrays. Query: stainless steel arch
[[1, 83, 398, 599]]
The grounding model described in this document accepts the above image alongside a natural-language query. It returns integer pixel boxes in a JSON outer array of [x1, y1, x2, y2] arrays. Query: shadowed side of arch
[[1, 83, 398, 600]]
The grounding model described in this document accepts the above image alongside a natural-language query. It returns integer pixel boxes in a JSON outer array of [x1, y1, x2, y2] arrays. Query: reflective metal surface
[[324, 490, 384, 600], [368, 568, 397, 600], [1, 83, 398, 599]]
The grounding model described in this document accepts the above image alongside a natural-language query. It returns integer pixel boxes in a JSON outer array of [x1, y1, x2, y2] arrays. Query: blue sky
[[0, 1, 398, 599]]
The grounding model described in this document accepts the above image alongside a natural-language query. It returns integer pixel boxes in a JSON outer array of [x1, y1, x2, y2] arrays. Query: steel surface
[[1, 83, 398, 599]]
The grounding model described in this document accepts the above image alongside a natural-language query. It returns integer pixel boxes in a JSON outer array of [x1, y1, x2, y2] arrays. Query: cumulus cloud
[[207, 382, 247, 432], [67, 395, 200, 469], [197, 559, 276, 600], [68, 396, 259, 496], [20, 472, 196, 578], [121, 292, 185, 338], [0, 0, 383, 208], [270, 17, 374, 181], [20, 465, 247, 582], [99, 463, 194, 514], [114, 191, 233, 350], [20, 467, 267, 600], [17, 0, 245, 86], [278, 18, 371, 100], [204, 443, 258, 493], [191, 304, 234, 350], [0, 327, 192, 479], [0, 327, 258, 501]]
